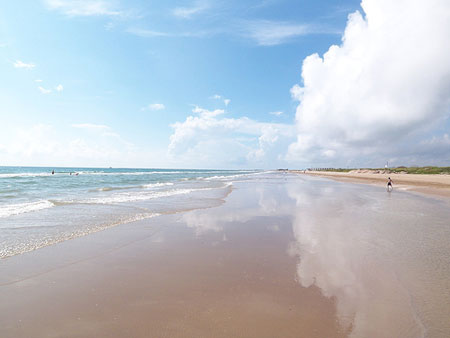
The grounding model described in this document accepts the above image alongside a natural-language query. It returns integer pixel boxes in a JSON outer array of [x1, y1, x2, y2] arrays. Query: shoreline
[[294, 170, 450, 199], [0, 176, 235, 260]]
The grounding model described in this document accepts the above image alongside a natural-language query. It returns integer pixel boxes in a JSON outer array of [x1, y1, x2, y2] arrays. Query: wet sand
[[0, 217, 345, 338], [298, 170, 450, 198], [1, 173, 450, 337]]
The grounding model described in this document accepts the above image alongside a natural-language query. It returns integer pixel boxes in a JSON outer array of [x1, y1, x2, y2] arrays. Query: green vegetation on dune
[[314, 168, 353, 172], [384, 166, 450, 174], [311, 166, 450, 174]]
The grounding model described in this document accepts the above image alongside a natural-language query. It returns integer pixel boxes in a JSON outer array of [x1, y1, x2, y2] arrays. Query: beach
[[3, 0, 449, 336], [1, 172, 450, 337], [298, 170, 450, 198]]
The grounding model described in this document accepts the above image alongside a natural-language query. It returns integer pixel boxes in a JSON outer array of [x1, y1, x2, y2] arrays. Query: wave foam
[[0, 212, 161, 259], [0, 200, 55, 218], [0, 173, 53, 178], [142, 182, 174, 189], [80, 187, 208, 204]]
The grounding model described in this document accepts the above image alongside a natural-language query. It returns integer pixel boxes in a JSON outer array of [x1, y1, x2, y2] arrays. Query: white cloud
[[44, 0, 122, 17], [35, 79, 43, 83], [126, 27, 170, 38], [172, 1, 209, 19], [192, 105, 224, 118], [270, 111, 283, 116], [0, 123, 141, 167], [244, 20, 332, 46], [168, 106, 295, 168], [38, 86, 52, 94], [392, 133, 450, 166], [126, 27, 211, 39], [72, 123, 110, 132], [287, 0, 450, 167], [143, 103, 165, 111], [55, 84, 64, 92], [211, 94, 231, 106], [5, 124, 57, 157], [71, 123, 128, 142], [290, 84, 303, 101], [14, 60, 35, 69]]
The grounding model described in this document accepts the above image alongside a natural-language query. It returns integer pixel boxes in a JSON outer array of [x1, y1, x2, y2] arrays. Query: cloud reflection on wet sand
[[175, 173, 450, 337], [286, 178, 450, 337]]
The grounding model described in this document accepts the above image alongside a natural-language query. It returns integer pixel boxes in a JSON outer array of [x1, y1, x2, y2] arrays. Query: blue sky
[[1, 0, 449, 168]]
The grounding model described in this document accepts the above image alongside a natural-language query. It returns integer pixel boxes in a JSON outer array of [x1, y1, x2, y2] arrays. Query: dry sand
[[296, 170, 450, 198]]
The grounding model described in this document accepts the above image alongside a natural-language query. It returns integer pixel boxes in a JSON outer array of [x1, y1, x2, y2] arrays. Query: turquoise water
[[0, 166, 262, 258]]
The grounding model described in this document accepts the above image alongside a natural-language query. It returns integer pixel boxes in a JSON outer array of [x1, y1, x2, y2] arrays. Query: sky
[[0, 0, 449, 169]]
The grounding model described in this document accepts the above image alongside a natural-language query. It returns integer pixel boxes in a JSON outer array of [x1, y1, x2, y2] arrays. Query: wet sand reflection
[[286, 177, 450, 337]]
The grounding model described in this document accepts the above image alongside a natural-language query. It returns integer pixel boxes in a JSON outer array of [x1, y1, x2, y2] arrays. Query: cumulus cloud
[[287, 0, 450, 167], [168, 106, 295, 168], [14, 60, 35, 69], [44, 0, 122, 17], [389, 133, 450, 166], [38, 86, 52, 94], [55, 84, 64, 92], [143, 103, 165, 111], [192, 105, 225, 118]]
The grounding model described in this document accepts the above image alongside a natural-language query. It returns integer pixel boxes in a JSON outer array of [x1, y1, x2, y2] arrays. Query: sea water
[[0, 166, 262, 258]]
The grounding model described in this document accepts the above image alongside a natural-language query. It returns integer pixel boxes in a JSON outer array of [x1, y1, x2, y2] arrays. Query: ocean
[[0, 166, 262, 259]]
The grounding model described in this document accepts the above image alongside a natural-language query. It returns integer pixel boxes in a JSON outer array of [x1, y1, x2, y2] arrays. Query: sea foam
[[0, 200, 55, 218]]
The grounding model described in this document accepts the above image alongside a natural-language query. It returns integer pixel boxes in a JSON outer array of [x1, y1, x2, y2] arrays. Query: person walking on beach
[[387, 177, 393, 191]]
